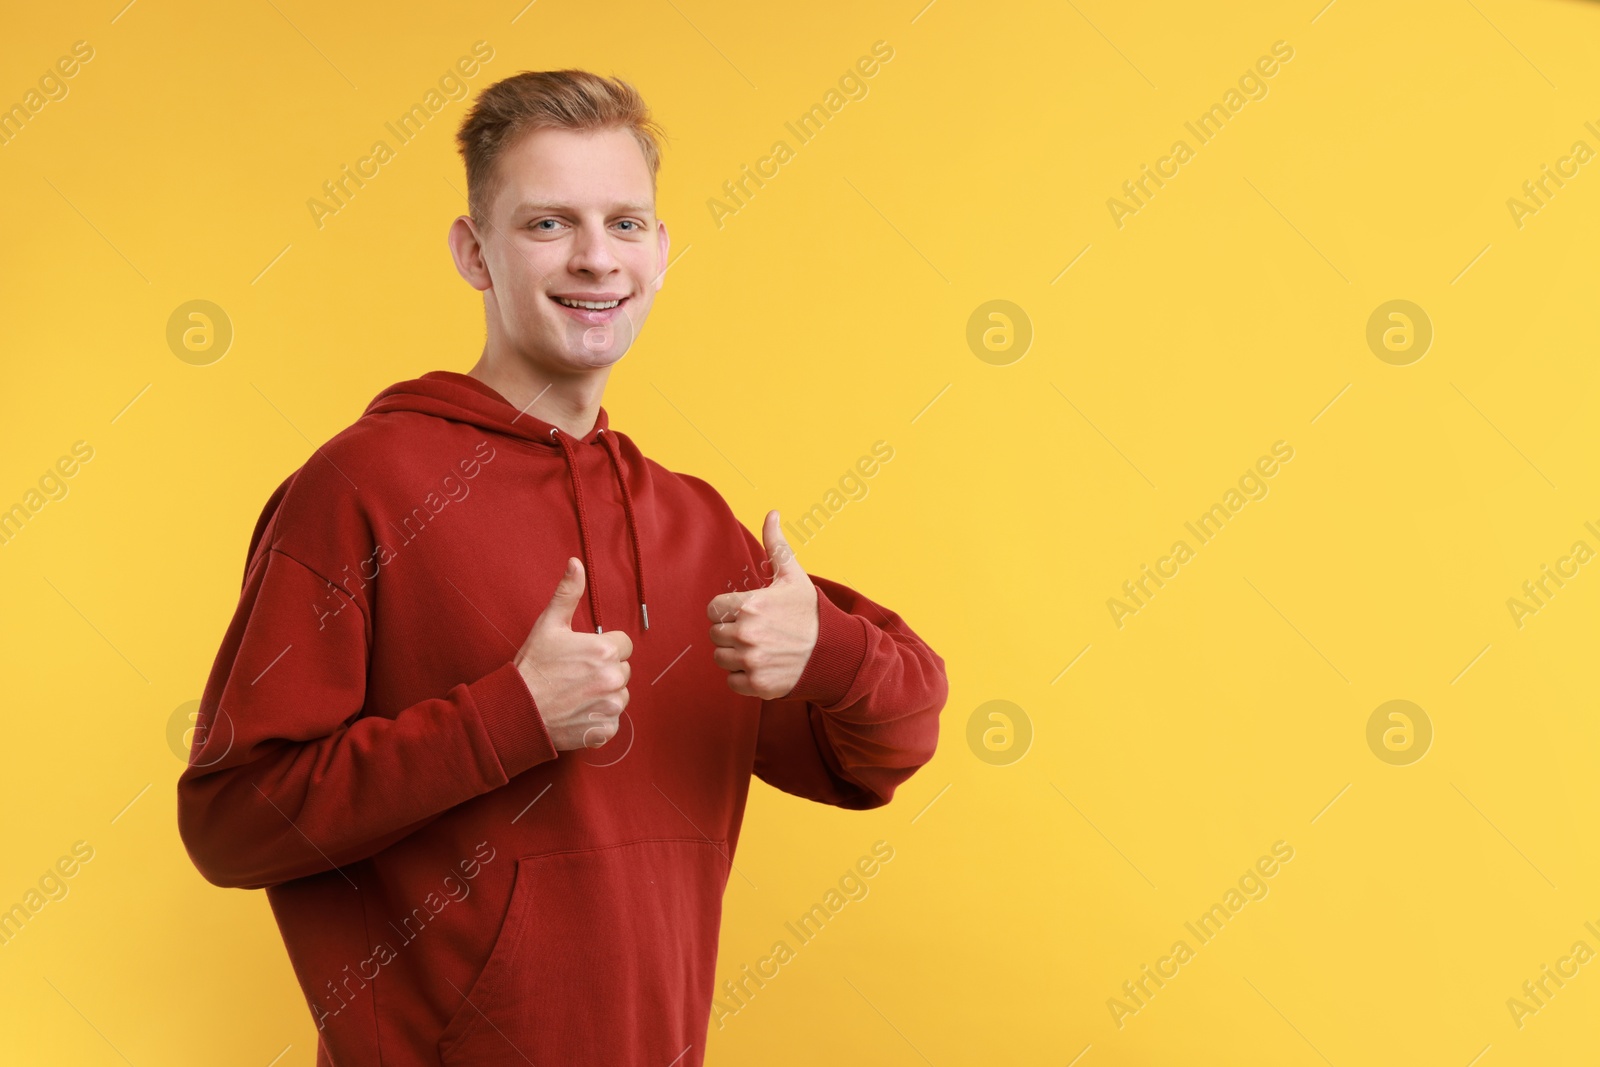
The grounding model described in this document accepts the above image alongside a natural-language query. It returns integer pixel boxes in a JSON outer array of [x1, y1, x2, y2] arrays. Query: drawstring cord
[[550, 426, 649, 634], [550, 428, 604, 633], [599, 429, 649, 632]]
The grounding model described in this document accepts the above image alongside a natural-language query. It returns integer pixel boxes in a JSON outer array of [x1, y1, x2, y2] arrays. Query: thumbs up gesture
[[707, 510, 820, 699], [514, 557, 633, 751]]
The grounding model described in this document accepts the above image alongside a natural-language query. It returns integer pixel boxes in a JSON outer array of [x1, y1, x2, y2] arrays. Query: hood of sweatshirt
[[363, 369, 651, 635], [177, 367, 947, 1066]]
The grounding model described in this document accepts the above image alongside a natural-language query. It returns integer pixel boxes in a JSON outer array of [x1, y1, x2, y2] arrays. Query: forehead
[[490, 126, 655, 217]]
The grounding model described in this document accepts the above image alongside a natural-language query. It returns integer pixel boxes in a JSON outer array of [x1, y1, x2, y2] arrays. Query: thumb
[[762, 510, 804, 583], [537, 557, 586, 630]]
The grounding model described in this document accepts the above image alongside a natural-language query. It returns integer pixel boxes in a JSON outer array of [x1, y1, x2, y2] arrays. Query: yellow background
[[3, 0, 1598, 1063]]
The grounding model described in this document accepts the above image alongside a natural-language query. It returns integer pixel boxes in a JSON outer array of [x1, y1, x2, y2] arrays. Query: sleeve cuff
[[469, 660, 559, 778], [785, 582, 870, 707]]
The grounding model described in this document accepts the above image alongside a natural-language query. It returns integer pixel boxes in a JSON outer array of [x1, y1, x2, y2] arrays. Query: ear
[[652, 219, 671, 293], [448, 215, 492, 292]]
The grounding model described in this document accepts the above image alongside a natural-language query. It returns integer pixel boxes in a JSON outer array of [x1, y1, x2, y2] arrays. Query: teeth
[[555, 296, 622, 310]]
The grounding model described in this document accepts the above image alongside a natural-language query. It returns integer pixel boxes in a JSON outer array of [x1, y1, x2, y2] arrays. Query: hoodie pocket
[[438, 837, 731, 1066]]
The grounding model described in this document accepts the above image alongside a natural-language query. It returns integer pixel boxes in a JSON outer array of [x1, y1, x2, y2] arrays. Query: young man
[[177, 69, 948, 1066]]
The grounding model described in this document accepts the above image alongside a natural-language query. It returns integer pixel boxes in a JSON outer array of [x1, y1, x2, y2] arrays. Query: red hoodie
[[176, 369, 948, 1066]]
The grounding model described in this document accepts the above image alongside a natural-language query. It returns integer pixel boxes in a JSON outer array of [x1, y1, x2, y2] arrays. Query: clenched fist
[[706, 510, 820, 699], [514, 557, 633, 750]]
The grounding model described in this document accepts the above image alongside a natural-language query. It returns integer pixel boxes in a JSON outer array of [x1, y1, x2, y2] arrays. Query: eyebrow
[[513, 201, 653, 215]]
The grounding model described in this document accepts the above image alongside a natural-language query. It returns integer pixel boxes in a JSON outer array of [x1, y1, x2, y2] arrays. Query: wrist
[[472, 660, 559, 776], [783, 584, 868, 706]]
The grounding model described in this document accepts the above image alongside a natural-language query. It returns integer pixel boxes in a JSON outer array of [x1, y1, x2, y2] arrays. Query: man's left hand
[[707, 510, 819, 699]]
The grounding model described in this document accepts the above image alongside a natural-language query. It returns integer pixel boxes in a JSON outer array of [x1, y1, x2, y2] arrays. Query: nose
[[568, 220, 618, 277]]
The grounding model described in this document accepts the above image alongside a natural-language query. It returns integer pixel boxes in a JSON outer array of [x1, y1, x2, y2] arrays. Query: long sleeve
[[745, 531, 948, 808], [176, 545, 558, 891]]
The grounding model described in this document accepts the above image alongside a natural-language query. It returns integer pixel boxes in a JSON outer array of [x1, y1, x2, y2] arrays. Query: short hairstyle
[[454, 69, 667, 226]]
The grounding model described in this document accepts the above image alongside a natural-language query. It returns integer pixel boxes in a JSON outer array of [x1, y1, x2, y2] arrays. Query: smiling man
[[176, 69, 948, 1066]]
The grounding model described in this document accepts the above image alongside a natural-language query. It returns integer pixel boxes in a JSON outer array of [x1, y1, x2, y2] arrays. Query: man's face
[[464, 126, 669, 374]]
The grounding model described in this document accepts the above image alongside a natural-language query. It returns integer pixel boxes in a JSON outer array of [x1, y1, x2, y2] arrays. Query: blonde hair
[[455, 69, 666, 225]]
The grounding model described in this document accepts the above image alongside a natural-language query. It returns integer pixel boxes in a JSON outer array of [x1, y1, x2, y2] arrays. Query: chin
[[569, 313, 637, 367], [572, 343, 631, 370]]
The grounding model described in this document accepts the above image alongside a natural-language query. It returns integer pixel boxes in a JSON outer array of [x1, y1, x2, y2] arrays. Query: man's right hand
[[514, 557, 633, 751]]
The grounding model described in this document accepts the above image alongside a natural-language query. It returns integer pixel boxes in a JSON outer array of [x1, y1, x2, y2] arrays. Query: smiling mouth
[[552, 295, 626, 310]]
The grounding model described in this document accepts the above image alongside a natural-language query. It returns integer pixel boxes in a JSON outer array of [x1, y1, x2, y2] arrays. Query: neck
[[467, 347, 610, 439]]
